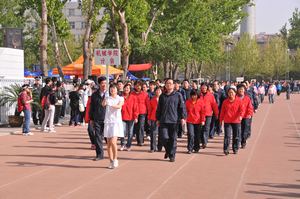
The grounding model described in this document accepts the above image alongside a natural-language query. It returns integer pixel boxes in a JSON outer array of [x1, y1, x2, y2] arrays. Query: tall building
[[240, 0, 256, 38], [62, 1, 106, 42]]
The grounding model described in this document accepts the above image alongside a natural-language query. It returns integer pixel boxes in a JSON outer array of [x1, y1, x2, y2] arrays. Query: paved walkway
[[0, 94, 299, 199]]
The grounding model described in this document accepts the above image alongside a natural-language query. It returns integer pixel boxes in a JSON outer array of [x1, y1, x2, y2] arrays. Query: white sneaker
[[113, 159, 119, 168], [108, 161, 114, 169], [55, 123, 62, 127], [23, 132, 34, 136], [147, 136, 151, 141], [120, 146, 125, 151], [49, 130, 56, 133]]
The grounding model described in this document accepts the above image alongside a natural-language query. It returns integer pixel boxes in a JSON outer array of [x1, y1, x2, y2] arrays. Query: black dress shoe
[[202, 144, 207, 149], [94, 157, 103, 161], [224, 150, 229, 155], [169, 158, 175, 162], [187, 150, 192, 154], [233, 150, 238, 154], [241, 143, 246, 149], [164, 153, 169, 159]]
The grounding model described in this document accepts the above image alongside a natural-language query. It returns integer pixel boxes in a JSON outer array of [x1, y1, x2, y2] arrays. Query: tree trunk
[[110, 7, 121, 49], [63, 40, 73, 63], [40, 0, 48, 77], [184, 63, 190, 79], [51, 18, 65, 82], [142, 8, 159, 45], [119, 10, 129, 80], [83, 0, 94, 80], [163, 62, 170, 78], [173, 64, 179, 79]]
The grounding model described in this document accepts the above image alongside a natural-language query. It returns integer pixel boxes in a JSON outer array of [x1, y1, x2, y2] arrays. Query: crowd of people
[[18, 76, 296, 169]]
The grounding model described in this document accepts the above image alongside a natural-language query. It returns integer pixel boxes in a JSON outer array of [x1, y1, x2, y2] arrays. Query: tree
[[261, 37, 288, 80], [288, 8, 300, 50], [230, 34, 260, 78], [40, 0, 48, 76]]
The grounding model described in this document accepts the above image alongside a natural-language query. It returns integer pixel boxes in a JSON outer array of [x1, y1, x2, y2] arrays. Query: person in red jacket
[[199, 83, 219, 149], [131, 81, 149, 146], [185, 90, 206, 154], [237, 84, 254, 149], [220, 88, 245, 155], [121, 84, 139, 151], [147, 86, 162, 152]]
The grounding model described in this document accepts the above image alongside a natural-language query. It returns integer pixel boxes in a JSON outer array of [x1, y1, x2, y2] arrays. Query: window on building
[[69, 22, 75, 29], [81, 22, 86, 29], [69, 9, 75, 16]]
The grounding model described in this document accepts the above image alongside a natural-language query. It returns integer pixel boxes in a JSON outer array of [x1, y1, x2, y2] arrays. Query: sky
[[256, 0, 300, 34]]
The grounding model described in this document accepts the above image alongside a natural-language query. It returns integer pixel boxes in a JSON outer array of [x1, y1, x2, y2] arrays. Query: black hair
[[237, 84, 246, 90], [183, 79, 189, 83], [200, 82, 208, 87], [149, 81, 156, 85], [190, 90, 198, 97], [174, 79, 181, 84], [117, 80, 123, 84], [227, 87, 237, 94], [109, 83, 118, 93], [45, 77, 52, 85], [98, 76, 106, 84], [165, 78, 173, 83], [56, 81, 62, 87], [154, 86, 162, 92]]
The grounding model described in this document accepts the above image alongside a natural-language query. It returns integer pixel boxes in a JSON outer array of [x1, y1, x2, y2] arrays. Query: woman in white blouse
[[102, 84, 124, 169]]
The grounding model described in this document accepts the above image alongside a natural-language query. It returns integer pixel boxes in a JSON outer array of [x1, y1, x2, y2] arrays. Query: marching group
[[18, 76, 295, 169]]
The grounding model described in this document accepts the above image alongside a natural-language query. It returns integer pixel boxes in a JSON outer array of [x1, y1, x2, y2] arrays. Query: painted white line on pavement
[[146, 155, 195, 199], [287, 102, 300, 138], [57, 152, 146, 199], [232, 104, 271, 199]]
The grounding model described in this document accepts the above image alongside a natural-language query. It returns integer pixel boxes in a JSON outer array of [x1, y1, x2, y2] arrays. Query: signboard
[[94, 49, 121, 66], [236, 77, 244, 82]]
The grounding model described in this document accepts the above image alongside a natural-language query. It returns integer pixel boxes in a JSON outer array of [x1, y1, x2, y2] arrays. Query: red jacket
[[220, 97, 244, 124], [85, 96, 91, 123], [239, 95, 254, 119], [131, 91, 149, 115], [122, 94, 139, 121], [199, 92, 219, 117], [147, 96, 159, 121], [185, 98, 206, 124]]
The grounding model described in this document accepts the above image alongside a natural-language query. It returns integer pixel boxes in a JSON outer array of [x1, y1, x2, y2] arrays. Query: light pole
[[286, 49, 290, 80], [225, 42, 233, 81]]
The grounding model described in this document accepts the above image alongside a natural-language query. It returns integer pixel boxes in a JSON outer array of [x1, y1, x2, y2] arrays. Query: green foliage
[[288, 8, 300, 50]]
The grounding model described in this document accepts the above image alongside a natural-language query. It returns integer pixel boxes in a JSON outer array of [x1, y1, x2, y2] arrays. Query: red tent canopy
[[128, 63, 152, 71]]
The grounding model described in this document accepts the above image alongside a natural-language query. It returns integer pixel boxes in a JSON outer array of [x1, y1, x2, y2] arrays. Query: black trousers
[[224, 123, 241, 152], [54, 105, 62, 124], [241, 118, 251, 145], [133, 114, 146, 145], [88, 122, 95, 145], [94, 121, 104, 159], [160, 123, 177, 159], [32, 108, 42, 125], [187, 123, 201, 152], [149, 120, 158, 151], [60, 99, 66, 117], [201, 116, 212, 145]]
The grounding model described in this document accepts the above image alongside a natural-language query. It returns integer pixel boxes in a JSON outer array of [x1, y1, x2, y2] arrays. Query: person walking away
[[19, 84, 34, 136], [103, 84, 124, 169], [89, 77, 108, 161], [286, 82, 291, 100], [54, 81, 63, 126], [69, 85, 80, 126], [147, 86, 162, 152], [276, 82, 282, 96], [156, 78, 187, 162], [41, 86, 57, 133], [199, 83, 219, 149], [120, 84, 139, 151], [268, 83, 276, 104], [185, 90, 205, 154], [182, 79, 191, 100], [132, 81, 149, 146], [220, 88, 244, 155], [31, 77, 42, 126], [60, 82, 67, 118], [237, 84, 253, 148], [258, 84, 265, 104]]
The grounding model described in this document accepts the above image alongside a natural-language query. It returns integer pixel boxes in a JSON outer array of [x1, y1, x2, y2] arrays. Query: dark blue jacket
[[156, 91, 187, 124]]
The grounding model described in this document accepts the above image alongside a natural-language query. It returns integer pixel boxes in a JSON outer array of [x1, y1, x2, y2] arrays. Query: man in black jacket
[[156, 78, 187, 162], [89, 77, 107, 161]]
